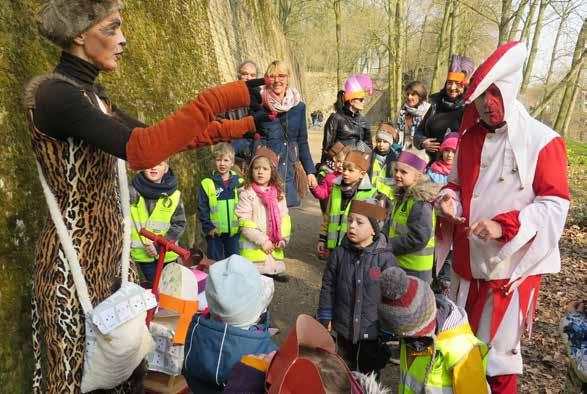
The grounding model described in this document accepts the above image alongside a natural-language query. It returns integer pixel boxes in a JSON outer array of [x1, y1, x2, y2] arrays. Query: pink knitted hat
[[440, 132, 459, 153]]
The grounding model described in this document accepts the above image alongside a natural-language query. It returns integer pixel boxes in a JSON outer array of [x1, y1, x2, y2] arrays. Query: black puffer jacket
[[318, 235, 397, 343], [414, 90, 464, 162], [321, 107, 372, 161]]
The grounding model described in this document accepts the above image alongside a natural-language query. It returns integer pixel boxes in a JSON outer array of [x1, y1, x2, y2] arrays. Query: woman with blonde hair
[[256, 60, 317, 207]]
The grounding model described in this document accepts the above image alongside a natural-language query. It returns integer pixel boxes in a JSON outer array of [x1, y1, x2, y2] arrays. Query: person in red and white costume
[[434, 41, 570, 393]]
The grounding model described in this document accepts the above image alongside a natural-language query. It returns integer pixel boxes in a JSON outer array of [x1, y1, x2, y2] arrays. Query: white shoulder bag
[[37, 158, 155, 392]]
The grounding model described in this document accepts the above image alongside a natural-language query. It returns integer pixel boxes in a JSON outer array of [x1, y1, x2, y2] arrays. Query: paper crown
[[343, 74, 374, 101]]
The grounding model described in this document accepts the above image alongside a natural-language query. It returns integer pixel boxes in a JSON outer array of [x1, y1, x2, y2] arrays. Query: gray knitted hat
[[378, 267, 437, 337], [37, 0, 124, 48]]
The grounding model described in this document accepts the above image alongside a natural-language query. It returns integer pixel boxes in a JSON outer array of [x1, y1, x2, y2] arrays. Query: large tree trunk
[[520, 0, 539, 42], [521, 0, 547, 94], [561, 67, 583, 138], [431, 1, 452, 93], [334, 0, 342, 88], [508, 0, 529, 41], [393, 0, 405, 120], [498, 0, 513, 45], [414, 10, 430, 80], [554, 18, 587, 132], [448, 0, 459, 62]]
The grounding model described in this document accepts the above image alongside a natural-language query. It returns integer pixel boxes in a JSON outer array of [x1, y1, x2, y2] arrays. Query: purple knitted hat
[[378, 267, 437, 337]]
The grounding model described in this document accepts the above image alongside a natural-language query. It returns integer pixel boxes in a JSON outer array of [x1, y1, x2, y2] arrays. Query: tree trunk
[[498, 0, 513, 45], [531, 49, 586, 117], [561, 67, 582, 138], [521, 0, 547, 94], [520, 0, 538, 42], [543, 5, 569, 94], [393, 0, 405, 120], [334, 0, 342, 88], [554, 18, 587, 131], [431, 0, 452, 93], [388, 0, 396, 121], [448, 0, 459, 63], [508, 0, 529, 41], [414, 10, 429, 80]]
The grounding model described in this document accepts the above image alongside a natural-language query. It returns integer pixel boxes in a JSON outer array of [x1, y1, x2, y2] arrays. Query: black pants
[[336, 335, 389, 377]]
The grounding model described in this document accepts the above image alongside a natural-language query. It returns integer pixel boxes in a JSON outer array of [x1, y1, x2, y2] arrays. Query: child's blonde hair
[[213, 143, 235, 162]]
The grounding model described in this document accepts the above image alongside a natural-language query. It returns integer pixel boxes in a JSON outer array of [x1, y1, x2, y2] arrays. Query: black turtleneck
[[33, 52, 145, 159]]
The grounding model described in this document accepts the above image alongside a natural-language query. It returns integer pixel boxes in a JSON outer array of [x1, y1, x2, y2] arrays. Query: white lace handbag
[[37, 159, 155, 393]]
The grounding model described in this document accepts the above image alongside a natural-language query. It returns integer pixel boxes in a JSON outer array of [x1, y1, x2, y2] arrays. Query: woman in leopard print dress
[[26, 1, 265, 392]]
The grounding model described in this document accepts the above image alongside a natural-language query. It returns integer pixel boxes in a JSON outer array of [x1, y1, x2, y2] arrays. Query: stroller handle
[[139, 228, 191, 262]]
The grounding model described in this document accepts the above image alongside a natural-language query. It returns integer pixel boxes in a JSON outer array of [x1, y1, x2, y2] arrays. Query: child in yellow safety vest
[[130, 161, 187, 284], [197, 143, 243, 260], [235, 147, 291, 282], [369, 123, 401, 188], [317, 150, 378, 257], [378, 267, 489, 394], [383, 148, 439, 284]]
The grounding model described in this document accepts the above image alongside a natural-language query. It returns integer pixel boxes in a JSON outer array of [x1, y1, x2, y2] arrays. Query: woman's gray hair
[[37, 0, 123, 48]]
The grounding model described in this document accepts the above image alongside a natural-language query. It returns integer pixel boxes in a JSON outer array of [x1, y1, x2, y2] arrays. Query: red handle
[[139, 228, 190, 261]]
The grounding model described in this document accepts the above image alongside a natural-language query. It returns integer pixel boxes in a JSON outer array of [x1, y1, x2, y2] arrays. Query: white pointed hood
[[460, 41, 531, 188]]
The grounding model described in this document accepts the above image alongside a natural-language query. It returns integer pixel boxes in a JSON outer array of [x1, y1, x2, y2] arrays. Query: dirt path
[[270, 129, 401, 387]]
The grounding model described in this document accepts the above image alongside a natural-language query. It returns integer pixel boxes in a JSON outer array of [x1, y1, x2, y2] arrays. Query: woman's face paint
[[445, 80, 465, 99], [82, 11, 126, 71], [474, 84, 505, 126]]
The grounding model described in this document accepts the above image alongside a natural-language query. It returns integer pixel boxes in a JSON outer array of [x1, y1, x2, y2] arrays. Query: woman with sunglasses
[[413, 55, 475, 162], [321, 75, 374, 163]]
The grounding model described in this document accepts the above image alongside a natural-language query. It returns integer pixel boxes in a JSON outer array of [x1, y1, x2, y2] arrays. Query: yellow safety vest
[[326, 186, 377, 249], [130, 190, 181, 263], [239, 215, 292, 262], [388, 197, 435, 271], [399, 323, 488, 394], [201, 175, 242, 236], [371, 159, 387, 186]]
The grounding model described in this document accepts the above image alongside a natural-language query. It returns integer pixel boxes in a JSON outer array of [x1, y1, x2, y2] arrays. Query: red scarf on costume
[[252, 183, 282, 243]]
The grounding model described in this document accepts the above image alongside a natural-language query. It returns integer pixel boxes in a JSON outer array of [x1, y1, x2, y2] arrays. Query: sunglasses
[[268, 74, 288, 81]]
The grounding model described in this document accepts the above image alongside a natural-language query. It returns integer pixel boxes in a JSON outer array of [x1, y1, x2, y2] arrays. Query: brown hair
[[298, 347, 351, 393], [246, 156, 285, 201], [405, 80, 428, 102]]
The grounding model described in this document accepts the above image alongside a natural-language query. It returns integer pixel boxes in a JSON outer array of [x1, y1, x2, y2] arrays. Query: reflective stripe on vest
[[130, 190, 181, 263], [371, 160, 387, 186], [399, 323, 488, 394], [388, 197, 435, 271], [201, 175, 242, 236], [238, 215, 292, 262], [326, 186, 377, 249]]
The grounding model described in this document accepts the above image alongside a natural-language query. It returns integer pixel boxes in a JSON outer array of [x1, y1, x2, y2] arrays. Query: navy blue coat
[[256, 102, 316, 207]]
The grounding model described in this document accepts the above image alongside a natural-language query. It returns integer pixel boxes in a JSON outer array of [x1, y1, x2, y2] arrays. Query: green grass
[[566, 139, 586, 226]]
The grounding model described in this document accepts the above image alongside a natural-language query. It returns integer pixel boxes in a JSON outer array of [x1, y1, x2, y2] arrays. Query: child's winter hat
[[349, 199, 387, 235], [343, 74, 374, 102], [344, 150, 371, 172], [447, 54, 475, 84], [205, 255, 274, 329], [378, 267, 437, 337], [326, 141, 348, 159], [252, 146, 279, 168], [376, 123, 398, 145], [440, 132, 459, 153], [396, 148, 428, 174], [37, 0, 124, 48]]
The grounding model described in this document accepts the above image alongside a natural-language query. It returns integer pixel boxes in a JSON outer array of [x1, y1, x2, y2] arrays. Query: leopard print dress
[[26, 75, 139, 393]]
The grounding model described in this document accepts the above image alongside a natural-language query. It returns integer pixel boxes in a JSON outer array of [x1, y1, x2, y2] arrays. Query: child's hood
[[399, 175, 440, 202]]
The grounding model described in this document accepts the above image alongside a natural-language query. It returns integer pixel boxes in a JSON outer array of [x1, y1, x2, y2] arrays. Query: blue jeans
[[137, 261, 170, 285], [206, 233, 240, 260]]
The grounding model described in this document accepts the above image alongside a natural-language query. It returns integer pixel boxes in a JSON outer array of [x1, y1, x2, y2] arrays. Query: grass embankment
[[566, 139, 586, 226]]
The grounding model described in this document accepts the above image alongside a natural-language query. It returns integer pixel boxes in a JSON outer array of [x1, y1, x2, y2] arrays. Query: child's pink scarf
[[430, 160, 452, 175], [252, 183, 282, 243]]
